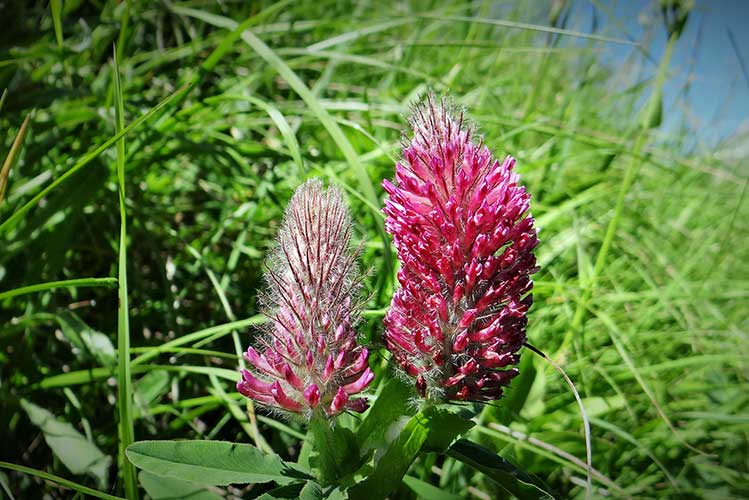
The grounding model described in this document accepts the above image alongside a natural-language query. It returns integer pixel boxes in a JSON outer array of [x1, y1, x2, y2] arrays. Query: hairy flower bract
[[383, 95, 538, 402], [237, 179, 373, 417]]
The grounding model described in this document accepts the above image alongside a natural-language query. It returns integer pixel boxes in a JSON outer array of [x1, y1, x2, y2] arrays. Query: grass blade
[[590, 308, 705, 455], [0, 114, 31, 206], [560, 30, 680, 355], [0, 471, 14, 500], [131, 315, 265, 366], [171, 5, 393, 277], [0, 461, 124, 500], [525, 344, 592, 499], [0, 277, 117, 300], [419, 14, 637, 46], [50, 0, 63, 48], [113, 47, 138, 500], [0, 82, 191, 235], [245, 95, 304, 171]]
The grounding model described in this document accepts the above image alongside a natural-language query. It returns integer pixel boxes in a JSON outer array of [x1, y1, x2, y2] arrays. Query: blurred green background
[[1, 0, 747, 498]]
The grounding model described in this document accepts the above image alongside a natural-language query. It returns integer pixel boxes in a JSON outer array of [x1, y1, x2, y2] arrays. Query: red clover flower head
[[382, 95, 538, 402], [237, 179, 373, 418]]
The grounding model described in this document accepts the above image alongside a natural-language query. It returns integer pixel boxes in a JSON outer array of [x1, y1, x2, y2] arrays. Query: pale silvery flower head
[[382, 95, 538, 402], [237, 179, 373, 418]]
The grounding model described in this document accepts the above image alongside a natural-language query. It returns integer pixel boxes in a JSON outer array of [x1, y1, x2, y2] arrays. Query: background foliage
[[1, 0, 747, 498]]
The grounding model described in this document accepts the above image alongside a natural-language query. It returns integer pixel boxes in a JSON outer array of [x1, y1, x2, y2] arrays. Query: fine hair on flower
[[237, 178, 374, 419]]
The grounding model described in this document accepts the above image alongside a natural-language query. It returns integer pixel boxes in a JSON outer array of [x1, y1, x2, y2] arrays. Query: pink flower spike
[[383, 94, 538, 402], [236, 179, 373, 418]]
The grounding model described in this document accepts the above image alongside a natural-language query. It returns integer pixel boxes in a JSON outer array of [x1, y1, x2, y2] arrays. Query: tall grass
[[112, 48, 138, 500], [1, 1, 747, 498]]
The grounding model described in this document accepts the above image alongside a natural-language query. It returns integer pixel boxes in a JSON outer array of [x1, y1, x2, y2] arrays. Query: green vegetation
[[1, 1, 747, 498]]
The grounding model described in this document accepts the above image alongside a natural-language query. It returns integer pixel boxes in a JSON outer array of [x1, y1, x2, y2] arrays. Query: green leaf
[[299, 481, 324, 500], [297, 430, 313, 470], [446, 439, 556, 500], [421, 406, 475, 452], [402, 475, 461, 500], [356, 378, 414, 456], [309, 417, 360, 485], [324, 487, 348, 500], [133, 370, 171, 418], [20, 399, 111, 489], [126, 440, 312, 486], [252, 480, 328, 500], [55, 312, 116, 367], [255, 482, 306, 499], [138, 471, 223, 500], [507, 351, 539, 416], [348, 406, 473, 500]]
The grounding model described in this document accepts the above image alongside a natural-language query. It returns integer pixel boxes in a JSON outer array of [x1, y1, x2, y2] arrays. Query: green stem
[[308, 414, 358, 487], [309, 415, 340, 485], [113, 48, 138, 500]]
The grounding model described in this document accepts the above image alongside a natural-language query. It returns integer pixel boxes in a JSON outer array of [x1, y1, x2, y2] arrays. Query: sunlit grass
[[0, 1, 747, 498]]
